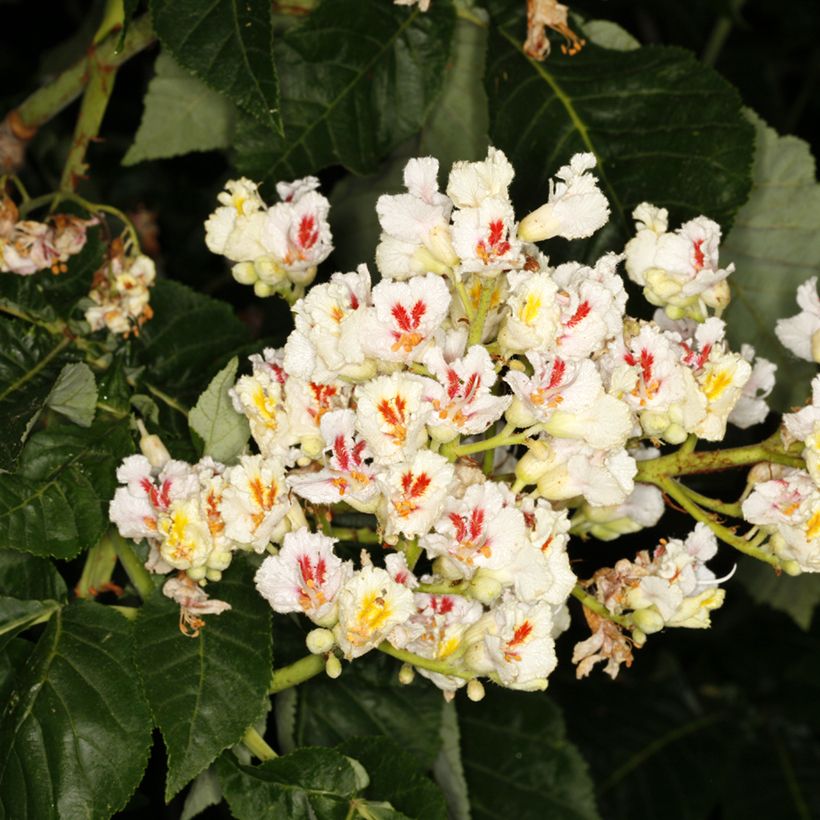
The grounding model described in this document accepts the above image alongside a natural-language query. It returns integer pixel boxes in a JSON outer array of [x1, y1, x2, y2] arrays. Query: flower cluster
[[0, 195, 94, 275], [84, 237, 156, 337], [110, 147, 779, 691], [205, 176, 332, 299]]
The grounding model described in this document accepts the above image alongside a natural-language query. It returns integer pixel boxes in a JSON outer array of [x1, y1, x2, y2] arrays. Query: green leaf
[[580, 19, 640, 51], [737, 558, 820, 630], [419, 16, 490, 175], [189, 357, 250, 463], [0, 602, 153, 819], [0, 227, 105, 323], [0, 419, 133, 559], [123, 51, 236, 165], [134, 557, 272, 799], [97, 353, 133, 417], [723, 109, 820, 411], [136, 279, 250, 402], [295, 653, 445, 768], [0, 551, 67, 601], [0, 319, 73, 472], [46, 362, 97, 427], [180, 768, 224, 820], [0, 596, 59, 650], [485, 27, 754, 258], [216, 747, 364, 820], [337, 737, 448, 820], [432, 700, 471, 820], [233, 0, 456, 184], [150, 0, 281, 135], [459, 688, 600, 820]]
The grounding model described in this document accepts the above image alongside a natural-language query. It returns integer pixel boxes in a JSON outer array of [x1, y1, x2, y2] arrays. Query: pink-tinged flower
[[285, 265, 374, 382], [276, 176, 320, 203], [355, 373, 430, 464], [729, 344, 776, 429], [422, 344, 510, 441], [109, 455, 199, 540], [497, 271, 561, 354], [255, 528, 352, 626], [421, 481, 525, 578], [364, 274, 451, 363], [284, 376, 351, 456], [334, 565, 416, 658], [381, 450, 456, 538], [474, 600, 558, 691], [385, 552, 419, 589], [451, 199, 523, 274], [288, 409, 380, 512], [446, 147, 515, 209], [742, 469, 816, 529], [220, 455, 290, 552], [518, 153, 609, 242], [776, 277, 820, 363]]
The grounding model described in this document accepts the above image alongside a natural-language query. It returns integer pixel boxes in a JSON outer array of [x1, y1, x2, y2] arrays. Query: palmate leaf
[[233, 0, 456, 185], [484, 16, 755, 260], [737, 557, 820, 630], [0, 602, 153, 820], [0, 419, 132, 559], [459, 688, 600, 820], [0, 319, 73, 472], [150, 0, 281, 135], [123, 51, 236, 165], [46, 362, 97, 427], [0, 551, 67, 601], [723, 110, 820, 411], [134, 557, 272, 800]]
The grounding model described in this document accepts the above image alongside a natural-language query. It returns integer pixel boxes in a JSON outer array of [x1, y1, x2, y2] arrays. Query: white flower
[[335, 565, 415, 658], [204, 178, 266, 259], [447, 147, 515, 208], [518, 153, 609, 242], [775, 277, 820, 363], [231, 369, 294, 462], [574, 484, 665, 541], [451, 198, 523, 274], [497, 270, 560, 354], [156, 497, 215, 573], [729, 344, 776, 428], [262, 190, 333, 277], [254, 528, 352, 625]]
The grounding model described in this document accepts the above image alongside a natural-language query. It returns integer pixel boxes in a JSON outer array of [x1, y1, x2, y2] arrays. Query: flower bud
[[631, 627, 647, 647], [231, 262, 257, 285], [781, 559, 802, 577], [325, 653, 342, 679], [505, 396, 538, 429], [398, 663, 415, 685], [631, 606, 665, 635], [136, 419, 170, 469], [253, 280, 275, 298], [515, 445, 551, 486], [468, 571, 503, 605], [306, 628, 336, 655], [254, 256, 286, 285], [411, 246, 450, 275], [205, 568, 222, 582], [703, 279, 731, 311], [299, 435, 325, 460], [424, 224, 459, 268], [466, 679, 485, 702], [518, 203, 560, 242], [188, 565, 207, 581], [644, 267, 682, 301]]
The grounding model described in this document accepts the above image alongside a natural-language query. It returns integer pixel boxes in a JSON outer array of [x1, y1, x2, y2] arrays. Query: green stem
[[75, 537, 118, 598], [657, 476, 780, 568], [701, 0, 746, 68], [677, 485, 742, 519], [377, 642, 473, 681], [453, 277, 475, 322], [145, 383, 189, 417], [416, 580, 469, 595], [270, 653, 325, 694], [467, 280, 495, 346], [326, 526, 381, 545], [400, 539, 422, 571], [110, 532, 155, 599], [13, 16, 155, 133], [242, 726, 278, 760], [571, 585, 633, 630], [452, 430, 528, 458]]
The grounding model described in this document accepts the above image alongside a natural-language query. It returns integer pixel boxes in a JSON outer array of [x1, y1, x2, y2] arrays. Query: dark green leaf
[[0, 419, 133, 559], [295, 653, 445, 768], [485, 28, 754, 257], [337, 737, 448, 820], [123, 51, 236, 165], [136, 279, 250, 401], [189, 356, 250, 463], [0, 319, 72, 472], [419, 16, 490, 175], [0, 551, 67, 601], [723, 109, 820, 411], [97, 353, 133, 417], [460, 688, 600, 820], [134, 557, 272, 799], [150, 0, 281, 135], [0, 602, 153, 819], [0, 227, 105, 323], [180, 768, 223, 820], [737, 558, 820, 630], [216, 747, 363, 820], [116, 0, 141, 51], [233, 0, 456, 184], [432, 700, 470, 820], [46, 362, 97, 427], [0, 596, 59, 650]]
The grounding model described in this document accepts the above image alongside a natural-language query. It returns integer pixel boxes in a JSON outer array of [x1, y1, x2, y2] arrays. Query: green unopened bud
[[398, 663, 415, 685], [466, 679, 485, 702], [468, 571, 503, 605], [231, 262, 258, 285], [188, 565, 207, 581], [424, 225, 459, 268], [299, 435, 324, 460], [663, 423, 688, 445], [205, 568, 222, 582], [137, 419, 171, 469], [253, 280, 275, 298], [644, 267, 682, 300], [515, 445, 551, 486], [254, 257, 286, 284], [703, 279, 731, 310], [631, 606, 665, 635], [631, 627, 647, 647], [325, 654, 342, 679], [306, 628, 336, 655], [506, 396, 538, 429], [288, 265, 318, 286], [640, 409, 670, 438], [518, 203, 559, 242], [781, 559, 802, 576]]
